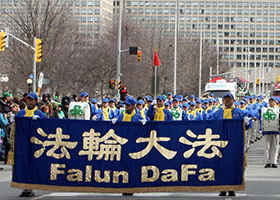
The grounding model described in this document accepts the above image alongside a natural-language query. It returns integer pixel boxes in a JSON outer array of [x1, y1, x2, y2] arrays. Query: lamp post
[[27, 78, 32, 93]]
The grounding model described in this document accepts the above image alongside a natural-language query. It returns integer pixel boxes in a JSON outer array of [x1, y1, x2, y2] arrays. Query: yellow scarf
[[241, 107, 246, 110], [189, 110, 196, 118], [196, 107, 202, 113], [216, 103, 220, 108], [154, 106, 165, 121], [111, 106, 116, 112], [140, 109, 146, 120], [102, 106, 110, 121], [222, 105, 235, 119], [209, 105, 213, 110], [24, 106, 38, 117], [123, 109, 136, 122]]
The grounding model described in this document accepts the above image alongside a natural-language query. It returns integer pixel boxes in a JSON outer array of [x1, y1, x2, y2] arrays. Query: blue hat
[[172, 98, 180, 102], [240, 100, 245, 104], [244, 96, 249, 99], [257, 97, 262, 101], [109, 99, 116, 102], [91, 98, 97, 103], [203, 100, 209, 104], [189, 101, 196, 106], [223, 93, 234, 99], [172, 95, 176, 98], [195, 97, 200, 101], [189, 94, 195, 99], [249, 96, 253, 99], [26, 93, 38, 100], [147, 98, 153, 102], [125, 98, 137, 105], [137, 99, 144, 105], [259, 95, 263, 99], [182, 103, 189, 108], [252, 94, 256, 98], [196, 99, 201, 104], [102, 98, 109, 103], [119, 101, 125, 106], [164, 102, 170, 106], [80, 92, 89, 97], [269, 97, 277, 102], [167, 92, 172, 96], [156, 95, 165, 101], [183, 98, 188, 101], [242, 98, 248, 103], [210, 93, 215, 97], [179, 95, 183, 99], [234, 102, 240, 106], [202, 105, 206, 109], [208, 98, 214, 102]]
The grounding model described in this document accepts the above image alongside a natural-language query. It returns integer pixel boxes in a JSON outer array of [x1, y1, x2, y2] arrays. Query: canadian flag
[[153, 52, 160, 66]]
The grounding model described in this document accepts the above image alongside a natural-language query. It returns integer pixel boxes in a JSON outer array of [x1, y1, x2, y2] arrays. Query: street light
[[27, 78, 32, 93]]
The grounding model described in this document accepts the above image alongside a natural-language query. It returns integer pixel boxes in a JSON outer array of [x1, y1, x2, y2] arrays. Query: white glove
[[92, 115, 97, 121], [140, 119, 147, 125], [111, 118, 118, 124], [244, 116, 250, 125], [32, 115, 40, 120], [153, 105, 157, 109]]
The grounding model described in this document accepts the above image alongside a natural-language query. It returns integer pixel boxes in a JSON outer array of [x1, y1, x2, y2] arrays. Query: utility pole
[[116, 0, 123, 101]]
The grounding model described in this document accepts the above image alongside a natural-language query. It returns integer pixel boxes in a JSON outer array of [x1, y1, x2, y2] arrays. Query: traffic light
[[117, 81, 121, 89], [35, 38, 43, 62], [137, 51, 142, 61], [109, 80, 115, 89], [129, 46, 138, 54], [0, 32, 7, 51], [256, 78, 260, 85], [277, 75, 280, 82]]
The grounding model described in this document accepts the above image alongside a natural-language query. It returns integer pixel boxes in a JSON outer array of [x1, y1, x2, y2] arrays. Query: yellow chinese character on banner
[[78, 129, 128, 161], [129, 130, 177, 159], [179, 128, 228, 159], [30, 128, 78, 159]]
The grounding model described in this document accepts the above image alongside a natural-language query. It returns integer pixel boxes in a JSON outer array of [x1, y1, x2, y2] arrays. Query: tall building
[[113, 0, 280, 84]]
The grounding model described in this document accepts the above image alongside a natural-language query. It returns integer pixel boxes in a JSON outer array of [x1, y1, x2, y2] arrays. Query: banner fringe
[[11, 182, 245, 193]]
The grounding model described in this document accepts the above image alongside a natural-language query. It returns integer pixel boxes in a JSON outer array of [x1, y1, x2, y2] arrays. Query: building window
[[94, 9, 100, 14], [231, 9, 236, 14]]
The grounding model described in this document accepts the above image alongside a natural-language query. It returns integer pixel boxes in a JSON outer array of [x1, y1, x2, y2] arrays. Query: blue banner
[[11, 117, 245, 193]]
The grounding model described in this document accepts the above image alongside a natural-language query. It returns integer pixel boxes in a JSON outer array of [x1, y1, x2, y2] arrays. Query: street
[[1, 137, 280, 200]]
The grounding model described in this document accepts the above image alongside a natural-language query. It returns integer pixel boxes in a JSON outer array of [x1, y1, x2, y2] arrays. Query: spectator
[[0, 106, 8, 162], [0, 92, 12, 113], [40, 105, 50, 118]]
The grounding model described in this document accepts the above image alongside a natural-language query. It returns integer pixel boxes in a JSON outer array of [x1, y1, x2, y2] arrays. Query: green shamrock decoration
[[171, 108, 180, 119], [70, 105, 84, 119], [263, 109, 276, 123]]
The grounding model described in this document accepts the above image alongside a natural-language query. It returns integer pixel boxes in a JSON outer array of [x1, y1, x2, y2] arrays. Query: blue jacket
[[213, 107, 244, 120], [16, 107, 46, 118], [146, 105, 173, 121]]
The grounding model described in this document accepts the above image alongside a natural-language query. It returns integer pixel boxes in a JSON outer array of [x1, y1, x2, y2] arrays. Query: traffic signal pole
[[116, 0, 123, 101], [6, 33, 37, 92]]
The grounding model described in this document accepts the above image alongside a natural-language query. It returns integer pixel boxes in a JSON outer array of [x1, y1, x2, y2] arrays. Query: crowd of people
[[0, 90, 278, 197]]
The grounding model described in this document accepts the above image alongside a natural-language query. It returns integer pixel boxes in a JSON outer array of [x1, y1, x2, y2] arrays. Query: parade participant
[[212, 93, 244, 197], [189, 102, 203, 120], [262, 97, 279, 168], [182, 103, 195, 120], [16, 93, 45, 197], [117, 98, 144, 122], [164, 102, 171, 110], [109, 99, 119, 118], [182, 98, 188, 104], [196, 99, 208, 120], [210, 93, 215, 99], [167, 92, 172, 101], [99, 98, 114, 121], [146, 95, 173, 121], [189, 94, 195, 102], [203, 100, 214, 119], [170, 98, 190, 121], [136, 99, 149, 121]]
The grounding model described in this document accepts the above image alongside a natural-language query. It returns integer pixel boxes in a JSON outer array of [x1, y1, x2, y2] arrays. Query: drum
[[68, 102, 91, 120], [261, 107, 279, 132]]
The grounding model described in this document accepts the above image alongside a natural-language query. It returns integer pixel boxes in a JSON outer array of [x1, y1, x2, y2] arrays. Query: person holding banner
[[16, 93, 45, 197], [146, 95, 173, 121], [212, 92, 244, 197], [262, 97, 279, 169], [117, 97, 144, 122]]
